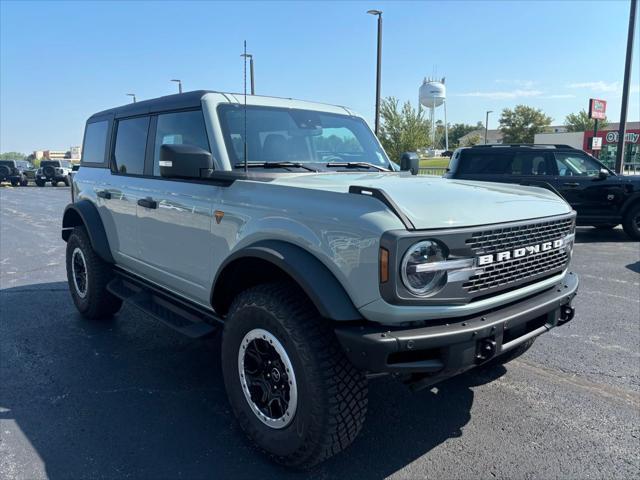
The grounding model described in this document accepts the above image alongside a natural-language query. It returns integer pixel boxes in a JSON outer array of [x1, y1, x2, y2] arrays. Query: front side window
[[113, 116, 150, 175], [555, 152, 603, 177], [153, 110, 210, 176], [82, 120, 109, 165], [218, 105, 390, 168]]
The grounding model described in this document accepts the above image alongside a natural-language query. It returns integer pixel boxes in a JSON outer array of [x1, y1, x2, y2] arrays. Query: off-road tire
[[622, 203, 640, 240], [63, 176, 70, 186], [10, 179, 18, 187], [20, 178, 28, 186], [35, 179, 45, 187], [51, 180, 58, 187], [480, 338, 536, 370], [65, 226, 122, 320], [221, 282, 368, 469]]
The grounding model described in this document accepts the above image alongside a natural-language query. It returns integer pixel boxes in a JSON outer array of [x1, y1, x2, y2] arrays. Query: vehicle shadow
[[574, 226, 634, 244], [626, 261, 640, 274], [0, 282, 505, 479]]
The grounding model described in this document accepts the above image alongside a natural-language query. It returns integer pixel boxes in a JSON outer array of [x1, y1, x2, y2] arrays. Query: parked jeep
[[36, 159, 73, 186], [0, 159, 31, 186], [62, 91, 579, 468], [445, 144, 640, 240]]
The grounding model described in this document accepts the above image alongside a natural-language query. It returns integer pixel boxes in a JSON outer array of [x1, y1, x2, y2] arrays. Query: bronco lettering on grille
[[477, 238, 565, 266]]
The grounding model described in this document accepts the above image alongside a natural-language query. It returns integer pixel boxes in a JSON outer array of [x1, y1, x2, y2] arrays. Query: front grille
[[463, 249, 568, 293], [462, 216, 575, 294], [465, 217, 574, 255]]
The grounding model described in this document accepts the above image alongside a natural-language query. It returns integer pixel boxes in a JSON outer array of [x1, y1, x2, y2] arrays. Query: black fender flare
[[211, 240, 362, 321], [61, 200, 114, 263]]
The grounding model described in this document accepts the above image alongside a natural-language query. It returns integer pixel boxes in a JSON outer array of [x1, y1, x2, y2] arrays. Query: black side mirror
[[400, 152, 420, 175], [160, 144, 213, 179]]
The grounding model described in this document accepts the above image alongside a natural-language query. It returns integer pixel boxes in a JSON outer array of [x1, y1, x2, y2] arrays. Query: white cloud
[[456, 89, 543, 100], [567, 81, 620, 92], [495, 79, 537, 89]]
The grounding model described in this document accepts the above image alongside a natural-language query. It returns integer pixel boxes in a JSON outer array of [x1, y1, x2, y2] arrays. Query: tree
[[448, 122, 484, 148], [0, 152, 27, 161], [499, 105, 552, 143], [460, 133, 482, 147], [564, 109, 608, 132], [379, 97, 431, 163]]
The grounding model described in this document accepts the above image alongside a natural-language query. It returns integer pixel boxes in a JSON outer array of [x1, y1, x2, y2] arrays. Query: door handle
[[563, 182, 580, 187], [97, 190, 111, 199], [137, 197, 158, 209]]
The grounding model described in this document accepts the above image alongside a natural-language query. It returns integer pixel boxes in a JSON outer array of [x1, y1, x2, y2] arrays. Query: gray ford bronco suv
[[63, 91, 579, 468]]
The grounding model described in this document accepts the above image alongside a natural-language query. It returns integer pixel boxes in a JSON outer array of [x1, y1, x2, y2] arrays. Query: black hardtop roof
[[463, 144, 577, 150], [88, 90, 215, 121]]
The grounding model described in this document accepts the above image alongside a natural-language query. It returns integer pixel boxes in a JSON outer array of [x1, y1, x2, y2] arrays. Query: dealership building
[[534, 121, 640, 170]]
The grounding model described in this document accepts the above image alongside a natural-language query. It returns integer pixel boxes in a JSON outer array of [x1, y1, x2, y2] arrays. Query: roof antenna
[[243, 40, 248, 173]]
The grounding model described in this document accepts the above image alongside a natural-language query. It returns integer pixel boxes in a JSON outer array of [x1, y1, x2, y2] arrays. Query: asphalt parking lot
[[1, 185, 639, 479]]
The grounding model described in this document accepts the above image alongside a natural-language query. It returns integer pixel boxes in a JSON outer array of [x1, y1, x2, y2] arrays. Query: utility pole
[[126, 93, 136, 103], [615, 0, 637, 174], [240, 53, 255, 94], [171, 79, 183, 94], [485, 110, 493, 144], [367, 10, 383, 136]]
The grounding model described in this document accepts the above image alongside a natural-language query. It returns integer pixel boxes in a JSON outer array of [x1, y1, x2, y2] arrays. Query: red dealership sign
[[588, 98, 607, 120]]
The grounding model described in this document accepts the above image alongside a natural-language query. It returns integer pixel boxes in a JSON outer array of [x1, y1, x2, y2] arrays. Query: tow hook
[[475, 338, 497, 363], [558, 305, 575, 325]]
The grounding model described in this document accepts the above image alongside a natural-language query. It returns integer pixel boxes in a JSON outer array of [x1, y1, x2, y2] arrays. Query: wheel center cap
[[271, 367, 281, 383]]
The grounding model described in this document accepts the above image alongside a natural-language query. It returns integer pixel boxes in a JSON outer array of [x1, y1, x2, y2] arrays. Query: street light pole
[[126, 93, 137, 103], [171, 79, 183, 94], [367, 9, 382, 136], [485, 110, 492, 144], [240, 53, 255, 94], [615, 0, 637, 174]]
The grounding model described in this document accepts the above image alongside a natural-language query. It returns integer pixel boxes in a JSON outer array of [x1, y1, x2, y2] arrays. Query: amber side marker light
[[380, 247, 389, 283]]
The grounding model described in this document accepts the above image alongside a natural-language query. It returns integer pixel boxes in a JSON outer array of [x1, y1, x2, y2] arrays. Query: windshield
[[16, 160, 33, 169], [218, 105, 391, 169]]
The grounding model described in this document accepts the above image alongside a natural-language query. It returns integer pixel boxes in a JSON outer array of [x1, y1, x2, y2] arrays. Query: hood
[[268, 172, 572, 229]]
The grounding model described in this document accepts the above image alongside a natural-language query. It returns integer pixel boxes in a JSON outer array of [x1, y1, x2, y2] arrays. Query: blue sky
[[1, 0, 639, 153]]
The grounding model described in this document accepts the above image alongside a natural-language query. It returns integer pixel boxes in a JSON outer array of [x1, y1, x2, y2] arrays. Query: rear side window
[[458, 150, 552, 175], [153, 111, 210, 176], [113, 117, 150, 175], [458, 151, 514, 174], [82, 121, 109, 165]]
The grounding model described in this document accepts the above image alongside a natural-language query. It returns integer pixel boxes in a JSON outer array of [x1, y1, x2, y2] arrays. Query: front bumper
[[335, 272, 578, 381]]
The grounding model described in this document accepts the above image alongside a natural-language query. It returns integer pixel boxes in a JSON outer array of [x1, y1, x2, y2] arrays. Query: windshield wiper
[[325, 161, 390, 172], [234, 162, 318, 172]]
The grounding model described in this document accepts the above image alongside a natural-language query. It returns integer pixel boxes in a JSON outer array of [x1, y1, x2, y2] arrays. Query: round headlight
[[401, 240, 447, 296]]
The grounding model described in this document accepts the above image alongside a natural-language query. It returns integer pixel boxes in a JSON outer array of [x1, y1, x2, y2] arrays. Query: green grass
[[419, 157, 450, 168]]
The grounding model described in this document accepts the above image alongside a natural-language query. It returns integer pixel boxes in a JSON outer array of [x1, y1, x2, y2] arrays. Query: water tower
[[419, 77, 448, 150]]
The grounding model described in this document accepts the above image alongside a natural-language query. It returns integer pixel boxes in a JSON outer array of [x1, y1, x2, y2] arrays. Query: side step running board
[[107, 275, 221, 338]]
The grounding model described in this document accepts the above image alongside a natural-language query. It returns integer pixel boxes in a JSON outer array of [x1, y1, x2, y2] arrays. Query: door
[[552, 151, 620, 220], [105, 115, 151, 268], [135, 110, 218, 306]]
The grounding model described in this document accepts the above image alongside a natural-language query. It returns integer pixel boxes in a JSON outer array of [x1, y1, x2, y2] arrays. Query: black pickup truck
[[445, 144, 640, 240]]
